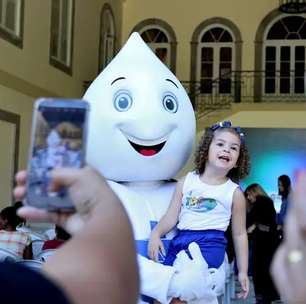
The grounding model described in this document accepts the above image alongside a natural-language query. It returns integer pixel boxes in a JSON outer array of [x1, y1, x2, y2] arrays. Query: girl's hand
[[237, 272, 249, 299], [148, 231, 165, 262]]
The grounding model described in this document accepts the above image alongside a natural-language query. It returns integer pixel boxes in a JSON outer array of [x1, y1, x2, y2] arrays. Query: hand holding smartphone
[[26, 98, 89, 211]]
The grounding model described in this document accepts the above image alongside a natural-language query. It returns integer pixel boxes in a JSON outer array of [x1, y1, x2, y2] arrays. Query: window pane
[[295, 46, 305, 61], [201, 63, 213, 77], [280, 78, 290, 93], [50, 0, 73, 70], [281, 46, 290, 61], [210, 27, 224, 41], [219, 78, 231, 94], [155, 30, 168, 43], [142, 29, 159, 42], [265, 79, 276, 94], [280, 62, 290, 77], [201, 47, 213, 61], [266, 47, 276, 61], [219, 31, 233, 42], [155, 48, 167, 63], [295, 62, 305, 77], [220, 47, 232, 61], [219, 62, 231, 94], [219, 63, 231, 78], [299, 22, 306, 39], [141, 29, 168, 43], [50, 0, 60, 58], [5, 0, 16, 32], [201, 30, 215, 42], [200, 79, 212, 94], [294, 78, 304, 93], [265, 62, 276, 77], [283, 16, 304, 33], [60, 0, 69, 63], [267, 21, 287, 40]]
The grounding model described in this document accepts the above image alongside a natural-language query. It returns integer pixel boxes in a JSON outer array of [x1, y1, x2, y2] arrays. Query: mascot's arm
[[139, 243, 217, 304], [138, 254, 175, 304]]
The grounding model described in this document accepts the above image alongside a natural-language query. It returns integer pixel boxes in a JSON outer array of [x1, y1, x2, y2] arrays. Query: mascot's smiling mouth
[[128, 141, 166, 156], [120, 129, 169, 157]]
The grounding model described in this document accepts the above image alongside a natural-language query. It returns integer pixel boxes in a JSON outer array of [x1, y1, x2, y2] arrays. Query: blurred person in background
[[277, 175, 292, 237], [0, 206, 32, 259], [42, 225, 71, 250], [245, 183, 280, 304]]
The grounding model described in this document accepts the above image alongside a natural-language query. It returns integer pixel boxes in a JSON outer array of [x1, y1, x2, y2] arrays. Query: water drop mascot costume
[[84, 33, 224, 304]]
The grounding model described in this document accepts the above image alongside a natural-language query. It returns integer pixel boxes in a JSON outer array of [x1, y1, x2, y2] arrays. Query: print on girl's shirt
[[184, 191, 218, 213]]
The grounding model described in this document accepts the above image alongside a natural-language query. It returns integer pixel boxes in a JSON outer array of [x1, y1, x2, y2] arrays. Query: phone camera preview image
[[27, 101, 87, 210]]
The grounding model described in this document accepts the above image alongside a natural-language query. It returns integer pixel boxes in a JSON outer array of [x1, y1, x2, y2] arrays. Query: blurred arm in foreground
[[13, 166, 139, 304]]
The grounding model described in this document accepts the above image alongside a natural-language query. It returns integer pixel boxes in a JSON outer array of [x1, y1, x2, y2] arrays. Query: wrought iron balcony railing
[[182, 70, 306, 117]]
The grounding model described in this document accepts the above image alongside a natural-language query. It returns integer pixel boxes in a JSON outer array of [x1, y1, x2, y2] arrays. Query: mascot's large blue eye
[[163, 94, 178, 113], [114, 92, 133, 112]]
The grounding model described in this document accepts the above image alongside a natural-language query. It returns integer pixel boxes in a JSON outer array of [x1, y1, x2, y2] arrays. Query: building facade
[[0, 0, 305, 206]]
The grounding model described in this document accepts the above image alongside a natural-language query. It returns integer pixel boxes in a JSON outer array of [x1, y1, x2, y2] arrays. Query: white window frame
[[50, 0, 74, 74], [197, 24, 235, 95], [263, 14, 306, 97], [0, 0, 23, 47]]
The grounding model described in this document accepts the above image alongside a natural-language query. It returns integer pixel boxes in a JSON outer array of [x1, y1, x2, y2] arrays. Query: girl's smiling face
[[207, 129, 241, 173]]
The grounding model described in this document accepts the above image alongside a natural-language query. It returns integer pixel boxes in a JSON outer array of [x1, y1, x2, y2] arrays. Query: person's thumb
[[49, 167, 81, 190]]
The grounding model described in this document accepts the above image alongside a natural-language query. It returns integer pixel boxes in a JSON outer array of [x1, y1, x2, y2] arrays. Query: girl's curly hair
[[194, 128, 250, 183]]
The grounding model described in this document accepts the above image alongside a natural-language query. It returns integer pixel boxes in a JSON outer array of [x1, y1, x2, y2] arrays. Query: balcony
[[182, 70, 306, 117]]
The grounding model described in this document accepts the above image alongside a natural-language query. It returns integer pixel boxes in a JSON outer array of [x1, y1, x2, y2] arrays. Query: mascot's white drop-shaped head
[[84, 33, 195, 181]]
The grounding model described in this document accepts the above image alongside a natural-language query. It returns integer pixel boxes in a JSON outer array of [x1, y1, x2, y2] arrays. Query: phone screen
[[27, 99, 88, 210]]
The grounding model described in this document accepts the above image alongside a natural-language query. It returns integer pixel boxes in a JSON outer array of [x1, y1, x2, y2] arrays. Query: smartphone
[[26, 98, 89, 211]]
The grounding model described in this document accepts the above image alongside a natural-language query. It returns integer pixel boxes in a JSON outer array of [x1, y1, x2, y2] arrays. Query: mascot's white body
[[84, 33, 224, 304]]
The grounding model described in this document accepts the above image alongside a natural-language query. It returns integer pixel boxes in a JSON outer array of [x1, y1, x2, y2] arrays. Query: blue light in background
[[239, 128, 306, 212]]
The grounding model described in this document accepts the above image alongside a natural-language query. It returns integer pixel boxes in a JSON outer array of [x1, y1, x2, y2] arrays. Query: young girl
[[148, 121, 250, 303]]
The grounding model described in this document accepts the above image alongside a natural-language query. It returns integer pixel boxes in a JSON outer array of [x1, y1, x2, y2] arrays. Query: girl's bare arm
[[152, 176, 185, 237], [231, 188, 249, 299]]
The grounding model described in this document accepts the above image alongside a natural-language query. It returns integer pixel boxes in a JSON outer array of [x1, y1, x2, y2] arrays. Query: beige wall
[[0, 85, 33, 170], [0, 0, 115, 202], [122, 0, 279, 80], [0, 0, 124, 164], [0, 0, 111, 99]]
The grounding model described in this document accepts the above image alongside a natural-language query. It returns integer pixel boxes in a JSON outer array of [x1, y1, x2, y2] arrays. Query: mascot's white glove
[[168, 242, 216, 302]]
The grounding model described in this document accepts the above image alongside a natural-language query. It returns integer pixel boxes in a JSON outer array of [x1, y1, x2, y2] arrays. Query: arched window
[[132, 19, 177, 72], [264, 15, 306, 95], [198, 25, 234, 94], [139, 27, 171, 67], [99, 4, 116, 71]]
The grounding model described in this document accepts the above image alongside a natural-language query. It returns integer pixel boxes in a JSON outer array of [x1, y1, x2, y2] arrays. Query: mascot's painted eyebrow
[[166, 78, 179, 89], [111, 77, 126, 85]]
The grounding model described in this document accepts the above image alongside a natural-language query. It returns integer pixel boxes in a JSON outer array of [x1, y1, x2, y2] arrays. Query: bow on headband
[[210, 121, 245, 142]]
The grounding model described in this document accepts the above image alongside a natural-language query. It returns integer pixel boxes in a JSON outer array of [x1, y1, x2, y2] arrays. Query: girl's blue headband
[[210, 121, 245, 143]]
